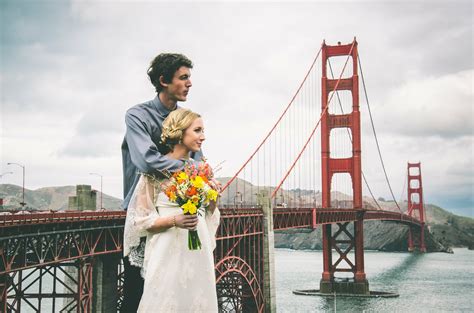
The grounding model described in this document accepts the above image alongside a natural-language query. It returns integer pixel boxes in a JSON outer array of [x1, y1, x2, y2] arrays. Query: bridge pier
[[408, 224, 427, 253], [92, 254, 120, 313], [319, 218, 369, 295], [260, 191, 277, 313]]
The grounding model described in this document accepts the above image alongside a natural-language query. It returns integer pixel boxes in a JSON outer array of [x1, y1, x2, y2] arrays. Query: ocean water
[[275, 248, 474, 312], [10, 248, 474, 312]]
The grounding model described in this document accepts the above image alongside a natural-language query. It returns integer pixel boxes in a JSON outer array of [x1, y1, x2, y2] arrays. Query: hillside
[[218, 177, 474, 252], [274, 200, 474, 252], [2, 181, 472, 251], [0, 184, 123, 211]]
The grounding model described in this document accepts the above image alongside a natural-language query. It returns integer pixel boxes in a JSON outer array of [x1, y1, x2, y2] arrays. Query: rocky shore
[[274, 221, 452, 253]]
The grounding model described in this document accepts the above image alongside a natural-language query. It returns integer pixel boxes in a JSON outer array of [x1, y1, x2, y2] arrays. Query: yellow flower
[[177, 172, 188, 183], [207, 189, 218, 202], [191, 176, 205, 189], [181, 200, 197, 215]]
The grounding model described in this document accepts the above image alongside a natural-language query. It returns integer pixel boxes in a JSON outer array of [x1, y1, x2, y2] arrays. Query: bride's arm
[[207, 200, 217, 215], [148, 214, 198, 233], [205, 200, 220, 251]]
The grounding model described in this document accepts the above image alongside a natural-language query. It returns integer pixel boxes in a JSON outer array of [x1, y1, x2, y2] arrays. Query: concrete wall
[[68, 185, 97, 211]]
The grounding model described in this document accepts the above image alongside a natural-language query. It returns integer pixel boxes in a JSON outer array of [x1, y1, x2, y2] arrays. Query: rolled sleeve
[[125, 110, 183, 174]]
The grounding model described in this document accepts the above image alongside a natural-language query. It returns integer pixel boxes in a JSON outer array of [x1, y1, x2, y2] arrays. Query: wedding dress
[[124, 175, 220, 313]]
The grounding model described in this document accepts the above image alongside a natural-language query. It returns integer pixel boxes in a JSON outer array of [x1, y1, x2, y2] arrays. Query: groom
[[121, 53, 203, 312]]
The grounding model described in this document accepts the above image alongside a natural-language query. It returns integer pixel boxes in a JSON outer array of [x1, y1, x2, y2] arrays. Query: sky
[[1, 0, 472, 217]]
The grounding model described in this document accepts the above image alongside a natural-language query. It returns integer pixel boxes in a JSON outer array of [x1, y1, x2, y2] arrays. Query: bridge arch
[[215, 255, 264, 313]]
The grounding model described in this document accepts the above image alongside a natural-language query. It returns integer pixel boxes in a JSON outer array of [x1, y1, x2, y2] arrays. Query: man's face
[[161, 66, 192, 102]]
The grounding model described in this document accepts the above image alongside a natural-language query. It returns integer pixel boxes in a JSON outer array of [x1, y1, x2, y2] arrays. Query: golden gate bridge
[[0, 39, 427, 312]]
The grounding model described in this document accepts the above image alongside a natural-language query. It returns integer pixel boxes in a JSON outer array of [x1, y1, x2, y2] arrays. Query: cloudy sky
[[1, 0, 472, 217]]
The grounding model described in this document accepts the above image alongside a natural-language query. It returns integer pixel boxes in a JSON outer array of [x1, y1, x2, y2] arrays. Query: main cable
[[222, 44, 323, 192], [272, 41, 356, 198], [327, 59, 382, 210], [358, 54, 402, 212]]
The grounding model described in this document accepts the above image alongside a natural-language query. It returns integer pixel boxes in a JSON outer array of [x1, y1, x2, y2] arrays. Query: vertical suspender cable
[[358, 54, 401, 212], [221, 46, 323, 192], [272, 41, 355, 199], [328, 59, 382, 210]]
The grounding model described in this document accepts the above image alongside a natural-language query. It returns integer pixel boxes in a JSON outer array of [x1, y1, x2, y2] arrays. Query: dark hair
[[147, 53, 193, 93], [157, 141, 171, 155]]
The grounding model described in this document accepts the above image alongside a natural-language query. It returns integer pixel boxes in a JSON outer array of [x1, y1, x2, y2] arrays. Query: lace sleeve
[[205, 207, 220, 251], [123, 175, 159, 265]]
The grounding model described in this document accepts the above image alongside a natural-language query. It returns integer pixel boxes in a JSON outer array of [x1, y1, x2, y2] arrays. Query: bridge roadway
[[0, 207, 421, 274]]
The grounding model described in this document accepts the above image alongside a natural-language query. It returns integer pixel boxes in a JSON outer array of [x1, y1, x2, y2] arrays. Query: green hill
[[218, 178, 473, 251], [274, 200, 474, 252], [0, 184, 123, 211]]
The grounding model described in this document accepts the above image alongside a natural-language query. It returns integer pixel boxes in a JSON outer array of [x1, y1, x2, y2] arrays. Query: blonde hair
[[160, 108, 201, 149]]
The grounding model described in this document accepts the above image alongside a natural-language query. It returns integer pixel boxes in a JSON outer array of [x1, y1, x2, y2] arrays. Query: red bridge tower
[[320, 39, 369, 294], [407, 162, 427, 252]]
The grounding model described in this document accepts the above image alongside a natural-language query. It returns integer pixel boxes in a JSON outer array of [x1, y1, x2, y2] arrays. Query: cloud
[[1, 0, 472, 216], [385, 1, 473, 76], [58, 132, 121, 158], [58, 106, 125, 157], [382, 69, 473, 138]]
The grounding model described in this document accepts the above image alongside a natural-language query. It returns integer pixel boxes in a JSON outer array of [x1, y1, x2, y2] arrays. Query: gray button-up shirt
[[121, 96, 203, 209]]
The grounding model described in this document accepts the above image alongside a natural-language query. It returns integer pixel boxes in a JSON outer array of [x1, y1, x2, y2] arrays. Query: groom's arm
[[125, 109, 184, 174], [191, 149, 204, 163]]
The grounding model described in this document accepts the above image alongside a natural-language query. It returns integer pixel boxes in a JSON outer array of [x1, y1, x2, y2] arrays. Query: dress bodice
[[155, 192, 181, 217]]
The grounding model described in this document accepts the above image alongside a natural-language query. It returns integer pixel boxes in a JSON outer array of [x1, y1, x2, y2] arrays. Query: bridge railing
[[0, 211, 125, 275], [0, 210, 126, 227]]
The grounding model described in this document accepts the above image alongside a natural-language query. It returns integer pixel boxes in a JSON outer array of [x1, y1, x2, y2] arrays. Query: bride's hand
[[207, 200, 217, 214], [174, 214, 198, 230]]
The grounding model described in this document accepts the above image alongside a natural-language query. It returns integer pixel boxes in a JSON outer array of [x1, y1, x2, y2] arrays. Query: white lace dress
[[123, 175, 220, 313]]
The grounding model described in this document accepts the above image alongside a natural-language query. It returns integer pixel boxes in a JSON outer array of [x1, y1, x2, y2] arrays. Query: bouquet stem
[[188, 230, 202, 250]]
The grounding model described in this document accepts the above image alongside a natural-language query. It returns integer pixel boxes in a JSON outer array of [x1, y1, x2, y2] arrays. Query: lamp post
[[7, 163, 26, 207], [89, 173, 103, 210]]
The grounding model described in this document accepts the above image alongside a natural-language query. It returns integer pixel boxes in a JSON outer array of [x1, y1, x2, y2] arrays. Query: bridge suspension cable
[[272, 41, 356, 199], [327, 59, 382, 210], [357, 54, 402, 212], [221, 44, 323, 193], [398, 166, 408, 205]]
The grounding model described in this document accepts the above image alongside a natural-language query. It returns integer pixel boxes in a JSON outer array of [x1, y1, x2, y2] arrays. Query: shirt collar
[[152, 94, 180, 117]]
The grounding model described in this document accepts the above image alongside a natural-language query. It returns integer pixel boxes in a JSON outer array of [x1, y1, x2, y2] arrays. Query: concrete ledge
[[293, 289, 399, 298], [320, 278, 369, 295]]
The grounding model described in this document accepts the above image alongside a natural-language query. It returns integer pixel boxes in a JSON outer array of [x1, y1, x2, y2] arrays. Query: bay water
[[275, 248, 474, 312]]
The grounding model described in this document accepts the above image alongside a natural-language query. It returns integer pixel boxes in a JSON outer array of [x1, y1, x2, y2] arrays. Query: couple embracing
[[121, 53, 220, 312]]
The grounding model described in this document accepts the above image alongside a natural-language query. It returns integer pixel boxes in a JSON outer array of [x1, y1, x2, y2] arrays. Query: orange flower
[[186, 186, 197, 197], [200, 174, 209, 183]]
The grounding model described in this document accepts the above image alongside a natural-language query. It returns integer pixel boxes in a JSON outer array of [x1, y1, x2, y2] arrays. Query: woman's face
[[182, 117, 205, 152]]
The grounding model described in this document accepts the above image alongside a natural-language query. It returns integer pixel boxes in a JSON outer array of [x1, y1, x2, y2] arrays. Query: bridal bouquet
[[162, 161, 220, 250]]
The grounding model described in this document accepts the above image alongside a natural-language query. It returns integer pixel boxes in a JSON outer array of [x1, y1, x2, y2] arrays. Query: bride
[[123, 108, 220, 312]]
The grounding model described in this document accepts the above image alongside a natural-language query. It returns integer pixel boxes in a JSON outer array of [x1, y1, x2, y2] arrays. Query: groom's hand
[[175, 214, 198, 230]]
